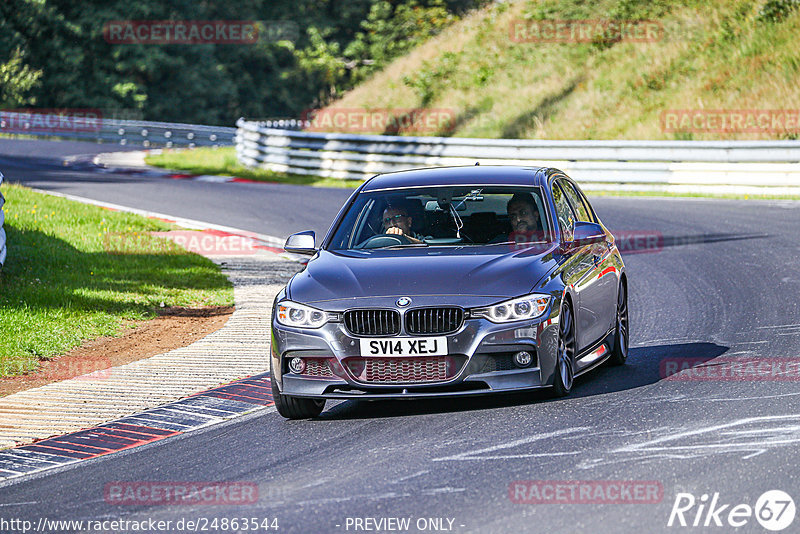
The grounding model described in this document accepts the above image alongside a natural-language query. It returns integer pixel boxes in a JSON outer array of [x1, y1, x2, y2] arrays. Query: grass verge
[[328, 0, 800, 141], [0, 184, 234, 379], [145, 147, 364, 189]]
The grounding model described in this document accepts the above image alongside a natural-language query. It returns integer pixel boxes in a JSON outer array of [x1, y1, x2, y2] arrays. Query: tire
[[270, 373, 325, 419], [550, 301, 576, 397], [608, 281, 629, 366]]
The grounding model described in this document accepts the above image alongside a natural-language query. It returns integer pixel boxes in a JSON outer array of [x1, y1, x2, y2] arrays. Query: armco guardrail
[[0, 111, 236, 148], [236, 119, 800, 194], [0, 171, 6, 269]]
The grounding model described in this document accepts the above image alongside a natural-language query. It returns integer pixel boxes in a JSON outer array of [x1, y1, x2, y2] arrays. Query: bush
[[758, 0, 800, 22]]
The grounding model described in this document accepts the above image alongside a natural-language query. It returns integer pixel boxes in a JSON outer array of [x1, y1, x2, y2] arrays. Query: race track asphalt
[[2, 139, 800, 533]]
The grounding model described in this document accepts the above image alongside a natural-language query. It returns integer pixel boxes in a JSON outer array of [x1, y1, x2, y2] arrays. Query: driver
[[382, 205, 425, 244]]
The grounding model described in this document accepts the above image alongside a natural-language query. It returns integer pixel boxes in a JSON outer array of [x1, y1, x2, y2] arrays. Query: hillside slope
[[323, 0, 800, 140]]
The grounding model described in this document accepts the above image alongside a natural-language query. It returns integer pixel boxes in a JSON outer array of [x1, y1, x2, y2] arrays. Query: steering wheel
[[356, 233, 412, 249]]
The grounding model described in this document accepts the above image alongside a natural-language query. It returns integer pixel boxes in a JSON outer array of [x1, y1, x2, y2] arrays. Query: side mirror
[[284, 231, 316, 255], [571, 221, 606, 247]]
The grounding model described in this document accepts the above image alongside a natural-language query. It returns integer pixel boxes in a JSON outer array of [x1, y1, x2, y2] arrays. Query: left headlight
[[276, 301, 332, 328], [471, 294, 551, 323]]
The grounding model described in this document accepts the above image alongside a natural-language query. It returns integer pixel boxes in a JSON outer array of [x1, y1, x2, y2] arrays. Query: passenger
[[504, 193, 545, 243]]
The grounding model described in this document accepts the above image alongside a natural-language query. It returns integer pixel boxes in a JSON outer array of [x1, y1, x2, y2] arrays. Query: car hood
[[288, 245, 559, 307]]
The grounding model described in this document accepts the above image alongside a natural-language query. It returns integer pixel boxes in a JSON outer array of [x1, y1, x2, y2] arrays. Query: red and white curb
[[0, 190, 304, 484], [0, 374, 275, 483]]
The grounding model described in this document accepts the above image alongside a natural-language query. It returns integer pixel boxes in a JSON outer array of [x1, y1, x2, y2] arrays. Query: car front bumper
[[270, 309, 561, 400]]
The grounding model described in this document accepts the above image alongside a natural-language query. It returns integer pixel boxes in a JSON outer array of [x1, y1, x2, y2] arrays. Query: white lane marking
[[394, 470, 429, 483], [702, 391, 800, 402], [291, 487, 466, 507], [300, 477, 333, 489], [294, 492, 408, 506], [614, 414, 800, 459], [431, 428, 588, 462], [577, 415, 800, 468], [27, 188, 288, 251], [421, 487, 466, 495], [194, 175, 234, 183]]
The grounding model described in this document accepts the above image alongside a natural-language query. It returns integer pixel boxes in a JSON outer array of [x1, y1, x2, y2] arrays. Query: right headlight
[[276, 301, 332, 328], [471, 294, 551, 323]]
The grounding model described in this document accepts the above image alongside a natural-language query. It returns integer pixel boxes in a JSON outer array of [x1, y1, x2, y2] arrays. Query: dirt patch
[[0, 306, 234, 397]]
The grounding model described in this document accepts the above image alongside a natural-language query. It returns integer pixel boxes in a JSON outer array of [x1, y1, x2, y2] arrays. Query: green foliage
[[0, 49, 42, 108], [0, 0, 486, 124], [758, 0, 800, 22], [344, 0, 455, 84], [402, 51, 460, 105]]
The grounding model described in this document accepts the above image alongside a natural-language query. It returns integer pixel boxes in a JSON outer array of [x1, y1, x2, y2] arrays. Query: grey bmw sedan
[[270, 166, 628, 418]]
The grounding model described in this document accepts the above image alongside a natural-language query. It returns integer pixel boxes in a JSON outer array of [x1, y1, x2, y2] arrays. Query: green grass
[[328, 0, 800, 141], [0, 184, 234, 378], [145, 147, 363, 189]]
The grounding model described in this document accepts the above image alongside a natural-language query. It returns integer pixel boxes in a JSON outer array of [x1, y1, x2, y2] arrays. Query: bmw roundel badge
[[396, 297, 412, 307]]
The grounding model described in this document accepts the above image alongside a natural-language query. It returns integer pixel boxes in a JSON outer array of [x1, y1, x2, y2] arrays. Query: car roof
[[360, 165, 552, 191]]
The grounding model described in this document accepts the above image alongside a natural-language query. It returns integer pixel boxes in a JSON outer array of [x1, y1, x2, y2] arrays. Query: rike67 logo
[[668, 490, 795, 531]]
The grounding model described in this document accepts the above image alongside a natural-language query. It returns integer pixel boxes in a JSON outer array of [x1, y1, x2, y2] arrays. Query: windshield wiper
[[484, 240, 548, 246], [381, 243, 430, 249]]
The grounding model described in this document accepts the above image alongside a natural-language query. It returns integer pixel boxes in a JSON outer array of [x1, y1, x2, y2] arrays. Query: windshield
[[327, 186, 550, 250]]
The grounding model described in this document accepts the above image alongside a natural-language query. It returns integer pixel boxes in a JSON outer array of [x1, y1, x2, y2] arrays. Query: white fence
[[0, 111, 236, 148], [236, 119, 800, 195]]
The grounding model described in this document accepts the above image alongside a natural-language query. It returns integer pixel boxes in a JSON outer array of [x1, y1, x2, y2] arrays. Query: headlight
[[471, 294, 551, 323], [276, 301, 331, 328]]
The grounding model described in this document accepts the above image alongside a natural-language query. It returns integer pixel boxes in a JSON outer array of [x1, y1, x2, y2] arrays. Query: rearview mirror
[[284, 231, 316, 255], [571, 221, 605, 246], [425, 200, 467, 212]]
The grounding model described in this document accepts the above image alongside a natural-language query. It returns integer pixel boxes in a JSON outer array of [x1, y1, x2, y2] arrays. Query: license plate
[[359, 337, 447, 357]]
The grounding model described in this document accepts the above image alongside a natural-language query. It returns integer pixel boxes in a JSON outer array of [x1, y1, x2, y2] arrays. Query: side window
[[575, 186, 597, 223], [558, 180, 592, 222], [551, 182, 576, 241]]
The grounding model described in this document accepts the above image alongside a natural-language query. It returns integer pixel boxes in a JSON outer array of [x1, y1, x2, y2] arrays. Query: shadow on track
[[317, 341, 729, 420]]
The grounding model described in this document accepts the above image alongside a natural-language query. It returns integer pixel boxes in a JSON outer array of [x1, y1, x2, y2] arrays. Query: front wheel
[[608, 281, 629, 366], [550, 301, 576, 397], [271, 373, 325, 419]]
